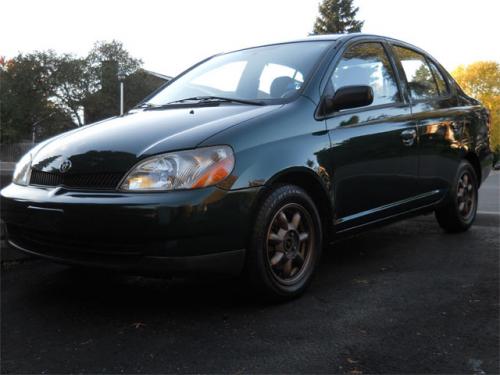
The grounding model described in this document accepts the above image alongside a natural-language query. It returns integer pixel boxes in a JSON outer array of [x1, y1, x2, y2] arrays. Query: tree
[[312, 0, 364, 35], [82, 41, 168, 124], [52, 40, 144, 126], [50, 54, 91, 126], [452, 61, 500, 158], [0, 41, 166, 143], [0, 52, 73, 143]]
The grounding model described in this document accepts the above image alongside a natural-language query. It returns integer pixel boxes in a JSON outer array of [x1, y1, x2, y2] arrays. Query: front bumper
[[1, 183, 262, 274]]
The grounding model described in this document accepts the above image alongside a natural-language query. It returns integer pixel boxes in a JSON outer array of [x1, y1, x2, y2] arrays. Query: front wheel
[[435, 160, 478, 233], [245, 184, 322, 301]]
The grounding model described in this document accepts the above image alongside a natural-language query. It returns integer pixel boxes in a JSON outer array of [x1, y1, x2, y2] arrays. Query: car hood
[[31, 104, 278, 174]]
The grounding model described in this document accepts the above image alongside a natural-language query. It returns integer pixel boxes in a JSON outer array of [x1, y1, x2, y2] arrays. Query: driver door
[[323, 41, 420, 231]]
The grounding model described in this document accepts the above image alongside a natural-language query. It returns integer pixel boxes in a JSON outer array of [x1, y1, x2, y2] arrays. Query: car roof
[[223, 33, 363, 54], [244, 33, 419, 51], [287, 33, 406, 45], [278, 33, 435, 61]]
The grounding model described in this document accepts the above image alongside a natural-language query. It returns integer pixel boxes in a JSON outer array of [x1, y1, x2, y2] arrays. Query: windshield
[[146, 41, 332, 106]]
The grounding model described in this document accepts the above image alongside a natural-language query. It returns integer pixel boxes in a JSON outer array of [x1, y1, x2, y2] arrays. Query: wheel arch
[[464, 151, 482, 186], [250, 167, 334, 243]]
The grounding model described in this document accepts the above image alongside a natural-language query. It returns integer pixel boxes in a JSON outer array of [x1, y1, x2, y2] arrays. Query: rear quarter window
[[428, 60, 450, 96]]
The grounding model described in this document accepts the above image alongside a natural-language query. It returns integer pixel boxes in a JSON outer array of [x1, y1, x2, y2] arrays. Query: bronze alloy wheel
[[245, 184, 322, 300], [457, 171, 476, 221], [435, 160, 478, 233], [265, 203, 315, 285]]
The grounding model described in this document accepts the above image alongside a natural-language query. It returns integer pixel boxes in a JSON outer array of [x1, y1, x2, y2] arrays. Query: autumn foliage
[[452, 61, 500, 157]]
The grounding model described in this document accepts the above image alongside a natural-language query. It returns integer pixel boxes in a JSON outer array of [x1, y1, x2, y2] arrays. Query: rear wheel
[[435, 160, 478, 233], [245, 185, 322, 301]]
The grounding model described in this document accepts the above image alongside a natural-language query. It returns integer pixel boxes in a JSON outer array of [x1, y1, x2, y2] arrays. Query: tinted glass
[[394, 46, 439, 100], [258, 63, 304, 98], [429, 60, 449, 96], [191, 61, 247, 93], [147, 42, 331, 105], [330, 42, 400, 107]]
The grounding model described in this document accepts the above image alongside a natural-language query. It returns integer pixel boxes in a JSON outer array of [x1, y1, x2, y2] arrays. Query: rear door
[[322, 40, 420, 231], [391, 44, 462, 201]]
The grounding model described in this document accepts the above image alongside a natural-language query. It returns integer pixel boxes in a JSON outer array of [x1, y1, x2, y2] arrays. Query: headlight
[[12, 153, 32, 186], [120, 146, 235, 191]]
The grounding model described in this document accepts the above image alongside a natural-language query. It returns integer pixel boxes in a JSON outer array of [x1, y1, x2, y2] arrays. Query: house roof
[[141, 69, 172, 81]]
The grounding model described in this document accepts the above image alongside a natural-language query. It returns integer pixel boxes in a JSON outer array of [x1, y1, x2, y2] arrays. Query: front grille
[[30, 169, 123, 190]]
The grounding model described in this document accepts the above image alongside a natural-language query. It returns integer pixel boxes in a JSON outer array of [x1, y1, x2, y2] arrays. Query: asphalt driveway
[[1, 172, 499, 374]]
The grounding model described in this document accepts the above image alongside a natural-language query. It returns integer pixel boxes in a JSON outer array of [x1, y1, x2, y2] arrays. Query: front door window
[[330, 42, 401, 107]]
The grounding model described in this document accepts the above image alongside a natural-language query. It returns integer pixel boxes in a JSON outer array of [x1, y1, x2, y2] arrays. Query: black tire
[[435, 160, 478, 233], [245, 184, 322, 301]]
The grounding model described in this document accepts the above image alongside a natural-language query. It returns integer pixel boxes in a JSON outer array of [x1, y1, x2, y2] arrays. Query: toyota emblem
[[59, 159, 72, 173]]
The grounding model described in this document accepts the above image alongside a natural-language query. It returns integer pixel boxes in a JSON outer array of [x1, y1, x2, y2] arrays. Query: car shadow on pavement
[[9, 215, 439, 311], [7, 229, 390, 309]]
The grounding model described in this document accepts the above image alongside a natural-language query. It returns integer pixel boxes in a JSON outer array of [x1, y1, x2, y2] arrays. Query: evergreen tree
[[313, 0, 364, 34]]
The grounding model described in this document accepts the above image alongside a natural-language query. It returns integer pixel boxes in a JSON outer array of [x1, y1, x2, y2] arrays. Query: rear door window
[[393, 46, 439, 100]]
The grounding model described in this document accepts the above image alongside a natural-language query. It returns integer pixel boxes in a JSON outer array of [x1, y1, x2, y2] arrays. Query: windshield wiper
[[165, 96, 265, 106], [134, 102, 158, 109]]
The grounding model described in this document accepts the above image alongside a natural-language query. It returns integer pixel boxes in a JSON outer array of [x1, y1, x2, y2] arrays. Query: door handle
[[401, 129, 417, 146]]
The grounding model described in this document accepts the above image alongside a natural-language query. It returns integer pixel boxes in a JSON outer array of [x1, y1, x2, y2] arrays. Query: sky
[[1, 0, 499, 76]]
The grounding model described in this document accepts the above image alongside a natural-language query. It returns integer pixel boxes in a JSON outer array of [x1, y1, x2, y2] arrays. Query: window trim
[[321, 101, 410, 122], [382, 41, 408, 104]]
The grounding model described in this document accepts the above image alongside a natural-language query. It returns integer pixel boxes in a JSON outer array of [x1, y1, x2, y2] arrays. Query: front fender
[[200, 97, 332, 191]]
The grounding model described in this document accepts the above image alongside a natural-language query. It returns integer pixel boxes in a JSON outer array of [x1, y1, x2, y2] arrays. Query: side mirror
[[321, 85, 374, 115]]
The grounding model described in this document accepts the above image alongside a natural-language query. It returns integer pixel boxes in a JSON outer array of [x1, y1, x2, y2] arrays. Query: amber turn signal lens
[[191, 156, 234, 189]]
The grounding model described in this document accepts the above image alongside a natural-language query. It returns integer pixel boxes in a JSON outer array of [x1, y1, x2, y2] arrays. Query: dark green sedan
[[1, 34, 493, 300]]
